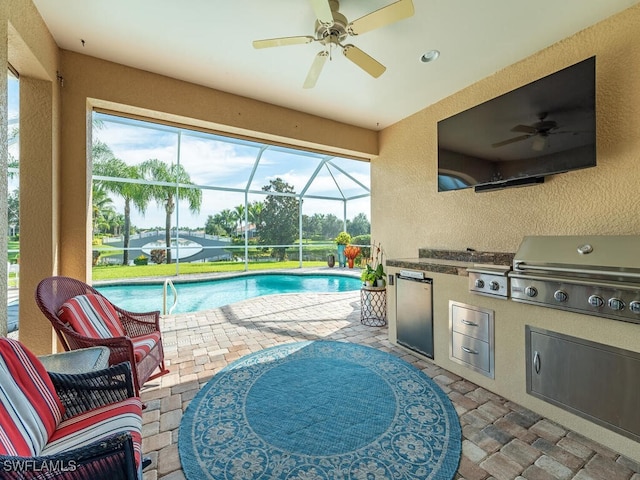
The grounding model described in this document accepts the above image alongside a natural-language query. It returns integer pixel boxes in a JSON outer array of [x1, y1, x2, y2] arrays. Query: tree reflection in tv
[[437, 56, 596, 192]]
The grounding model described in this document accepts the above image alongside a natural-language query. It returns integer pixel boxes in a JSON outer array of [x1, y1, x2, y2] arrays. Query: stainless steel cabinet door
[[396, 276, 433, 358], [526, 327, 640, 442]]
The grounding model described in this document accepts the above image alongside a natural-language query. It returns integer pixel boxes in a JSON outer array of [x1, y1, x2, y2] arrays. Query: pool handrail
[[163, 278, 178, 315]]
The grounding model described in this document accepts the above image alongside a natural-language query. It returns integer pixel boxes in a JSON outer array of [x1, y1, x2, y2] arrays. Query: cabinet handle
[[461, 346, 479, 355], [533, 351, 541, 374], [460, 319, 478, 327]]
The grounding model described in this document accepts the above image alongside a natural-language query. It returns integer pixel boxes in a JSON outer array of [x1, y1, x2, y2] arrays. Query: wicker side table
[[360, 286, 387, 326]]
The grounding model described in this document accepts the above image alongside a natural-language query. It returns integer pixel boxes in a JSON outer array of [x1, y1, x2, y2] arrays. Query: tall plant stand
[[360, 285, 387, 327]]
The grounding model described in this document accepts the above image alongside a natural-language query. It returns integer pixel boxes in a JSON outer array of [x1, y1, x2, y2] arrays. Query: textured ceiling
[[33, 0, 640, 130]]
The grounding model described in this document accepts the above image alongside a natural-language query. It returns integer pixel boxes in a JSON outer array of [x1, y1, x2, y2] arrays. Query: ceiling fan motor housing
[[315, 9, 349, 45], [535, 120, 558, 133]]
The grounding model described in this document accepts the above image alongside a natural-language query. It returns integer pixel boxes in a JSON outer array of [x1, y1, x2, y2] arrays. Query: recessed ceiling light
[[420, 50, 440, 63]]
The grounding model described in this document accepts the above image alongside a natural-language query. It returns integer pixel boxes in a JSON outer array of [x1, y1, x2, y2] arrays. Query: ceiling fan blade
[[253, 36, 315, 49], [303, 51, 329, 89], [348, 0, 415, 35], [309, 0, 334, 26], [342, 44, 386, 78], [491, 134, 533, 148], [511, 124, 538, 134]]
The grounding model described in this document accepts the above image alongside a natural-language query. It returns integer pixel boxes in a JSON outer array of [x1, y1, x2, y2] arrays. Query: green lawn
[[92, 260, 328, 281], [8, 241, 19, 263]]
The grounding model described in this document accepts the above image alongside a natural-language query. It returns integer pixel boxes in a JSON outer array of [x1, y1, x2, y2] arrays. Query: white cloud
[[92, 114, 370, 229]]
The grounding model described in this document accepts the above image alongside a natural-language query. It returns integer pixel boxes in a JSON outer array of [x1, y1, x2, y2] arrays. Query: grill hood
[[513, 235, 640, 280]]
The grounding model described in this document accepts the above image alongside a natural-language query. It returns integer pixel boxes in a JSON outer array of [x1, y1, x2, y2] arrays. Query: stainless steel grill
[[509, 235, 640, 324]]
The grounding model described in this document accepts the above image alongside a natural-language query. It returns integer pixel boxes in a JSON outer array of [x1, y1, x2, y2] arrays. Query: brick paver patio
[[140, 290, 640, 480]]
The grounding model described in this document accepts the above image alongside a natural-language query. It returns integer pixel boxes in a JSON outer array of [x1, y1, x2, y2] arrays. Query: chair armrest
[[114, 306, 162, 337], [57, 328, 138, 366], [0, 432, 137, 479], [50, 362, 136, 419]]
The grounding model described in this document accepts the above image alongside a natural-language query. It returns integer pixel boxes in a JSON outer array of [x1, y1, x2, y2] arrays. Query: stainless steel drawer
[[451, 332, 491, 373], [451, 304, 490, 342]]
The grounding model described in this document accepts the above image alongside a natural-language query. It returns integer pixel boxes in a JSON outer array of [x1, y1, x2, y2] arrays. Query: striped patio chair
[[35, 276, 169, 395], [0, 337, 143, 479]]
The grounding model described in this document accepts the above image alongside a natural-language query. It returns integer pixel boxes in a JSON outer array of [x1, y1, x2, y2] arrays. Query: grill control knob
[[489, 281, 500, 291], [474, 279, 485, 289], [608, 298, 625, 311], [629, 301, 640, 314], [554, 290, 568, 302], [525, 286, 538, 298], [588, 295, 604, 308]]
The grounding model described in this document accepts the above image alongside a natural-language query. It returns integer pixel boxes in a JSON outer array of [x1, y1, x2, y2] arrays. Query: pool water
[[96, 274, 362, 314]]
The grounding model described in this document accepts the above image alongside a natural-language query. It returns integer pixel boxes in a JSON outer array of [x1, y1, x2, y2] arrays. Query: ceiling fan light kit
[[253, 0, 415, 88]]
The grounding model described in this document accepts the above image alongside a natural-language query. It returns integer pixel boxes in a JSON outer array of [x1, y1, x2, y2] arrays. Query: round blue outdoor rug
[[179, 341, 461, 479]]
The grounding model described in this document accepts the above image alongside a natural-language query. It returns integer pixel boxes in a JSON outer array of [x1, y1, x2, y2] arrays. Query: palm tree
[[93, 157, 150, 265], [91, 185, 115, 235], [140, 159, 202, 263], [234, 204, 246, 238], [248, 201, 264, 237], [109, 212, 126, 236], [219, 209, 236, 236]]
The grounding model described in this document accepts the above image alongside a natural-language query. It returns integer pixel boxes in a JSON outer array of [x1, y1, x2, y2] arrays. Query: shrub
[[352, 234, 371, 258], [150, 249, 166, 264], [133, 255, 148, 266]]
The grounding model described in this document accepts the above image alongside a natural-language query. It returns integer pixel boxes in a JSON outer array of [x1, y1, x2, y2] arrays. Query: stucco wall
[[374, 4, 640, 258], [378, 4, 640, 461], [3, 0, 60, 354]]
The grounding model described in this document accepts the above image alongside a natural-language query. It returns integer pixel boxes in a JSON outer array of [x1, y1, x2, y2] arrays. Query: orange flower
[[344, 245, 361, 260]]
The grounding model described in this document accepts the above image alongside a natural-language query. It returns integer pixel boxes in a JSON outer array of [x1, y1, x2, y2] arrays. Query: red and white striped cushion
[[58, 294, 126, 338], [132, 332, 161, 362], [42, 397, 143, 467], [0, 338, 64, 456]]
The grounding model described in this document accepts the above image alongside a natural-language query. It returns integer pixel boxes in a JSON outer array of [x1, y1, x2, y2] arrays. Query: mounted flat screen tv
[[438, 56, 596, 192]]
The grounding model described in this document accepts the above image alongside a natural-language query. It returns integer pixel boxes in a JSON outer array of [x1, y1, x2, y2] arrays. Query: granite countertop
[[387, 249, 514, 277]]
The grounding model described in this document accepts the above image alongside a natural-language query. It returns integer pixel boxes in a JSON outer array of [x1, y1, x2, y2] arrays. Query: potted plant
[[361, 241, 386, 287], [360, 264, 376, 286], [343, 245, 361, 268], [361, 263, 385, 287], [335, 231, 351, 267]]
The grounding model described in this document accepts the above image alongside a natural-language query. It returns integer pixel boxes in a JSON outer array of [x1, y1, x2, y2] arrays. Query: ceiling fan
[[252, 0, 415, 88], [492, 113, 561, 151]]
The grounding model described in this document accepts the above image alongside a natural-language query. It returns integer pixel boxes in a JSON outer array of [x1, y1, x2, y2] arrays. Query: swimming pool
[[95, 274, 362, 314]]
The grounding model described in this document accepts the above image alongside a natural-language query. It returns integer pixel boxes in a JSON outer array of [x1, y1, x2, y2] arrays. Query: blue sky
[[8, 73, 19, 122], [92, 113, 370, 229], [7, 74, 19, 196]]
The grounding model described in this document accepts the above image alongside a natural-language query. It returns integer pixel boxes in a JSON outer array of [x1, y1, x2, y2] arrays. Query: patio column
[[19, 76, 59, 354]]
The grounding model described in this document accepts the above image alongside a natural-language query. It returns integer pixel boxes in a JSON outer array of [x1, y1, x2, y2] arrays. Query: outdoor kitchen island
[[386, 244, 640, 462]]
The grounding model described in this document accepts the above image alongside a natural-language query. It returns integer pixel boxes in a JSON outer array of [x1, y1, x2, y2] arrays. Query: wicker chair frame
[[0, 362, 139, 479], [35, 276, 169, 394]]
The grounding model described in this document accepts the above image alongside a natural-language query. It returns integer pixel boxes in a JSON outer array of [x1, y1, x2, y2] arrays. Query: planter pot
[[376, 278, 386, 287], [348, 258, 355, 268], [327, 254, 335, 268], [337, 244, 346, 267]]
